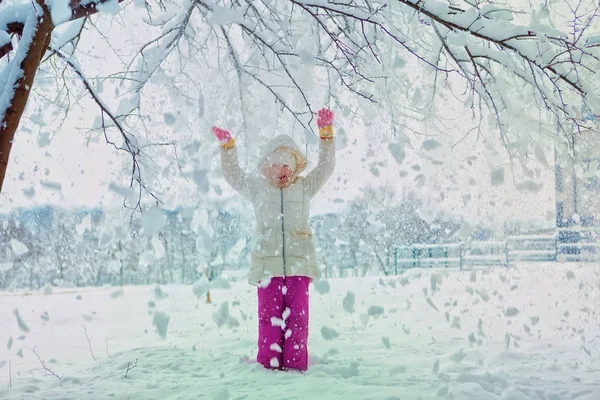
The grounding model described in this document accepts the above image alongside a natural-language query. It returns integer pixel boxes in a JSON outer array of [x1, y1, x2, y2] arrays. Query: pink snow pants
[[257, 276, 310, 371]]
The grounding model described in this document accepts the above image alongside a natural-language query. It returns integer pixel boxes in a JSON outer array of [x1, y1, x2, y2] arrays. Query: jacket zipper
[[280, 188, 287, 278]]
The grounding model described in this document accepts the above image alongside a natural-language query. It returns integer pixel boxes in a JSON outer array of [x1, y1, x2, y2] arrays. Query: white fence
[[393, 229, 600, 271]]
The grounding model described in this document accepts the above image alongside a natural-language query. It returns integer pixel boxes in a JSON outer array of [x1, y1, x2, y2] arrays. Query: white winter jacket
[[220, 135, 335, 285]]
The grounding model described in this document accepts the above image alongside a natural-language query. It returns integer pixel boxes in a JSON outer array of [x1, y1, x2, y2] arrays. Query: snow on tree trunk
[[0, 0, 126, 193], [0, 4, 52, 193]]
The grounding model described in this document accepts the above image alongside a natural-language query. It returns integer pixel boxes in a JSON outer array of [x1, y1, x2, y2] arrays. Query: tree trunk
[[0, 0, 127, 193], [0, 4, 53, 192], [180, 230, 186, 284]]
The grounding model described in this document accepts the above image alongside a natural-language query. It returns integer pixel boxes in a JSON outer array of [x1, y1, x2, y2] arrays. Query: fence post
[[412, 246, 418, 269], [444, 247, 448, 269]]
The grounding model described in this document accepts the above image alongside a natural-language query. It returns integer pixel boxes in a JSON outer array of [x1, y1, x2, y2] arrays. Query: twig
[[82, 325, 96, 361], [105, 339, 112, 358], [27, 347, 61, 380], [124, 359, 138, 378]]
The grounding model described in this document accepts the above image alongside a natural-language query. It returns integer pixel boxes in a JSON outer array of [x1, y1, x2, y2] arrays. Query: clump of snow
[[40, 180, 62, 192], [389, 365, 406, 376], [210, 278, 231, 290], [43, 284, 53, 296], [213, 388, 230, 400], [313, 279, 330, 294], [490, 167, 505, 185], [426, 297, 440, 311], [382, 337, 391, 349], [367, 305, 385, 317], [140, 207, 167, 237], [422, 139, 441, 151], [257, 278, 272, 289], [430, 273, 443, 292], [96, 0, 121, 15], [163, 113, 176, 125], [7, 336, 13, 350], [10, 239, 29, 256], [269, 357, 279, 368], [436, 385, 450, 397], [515, 181, 544, 193], [152, 285, 168, 300], [343, 291, 355, 313], [281, 307, 291, 322], [389, 143, 406, 165], [98, 230, 114, 248], [504, 307, 520, 317], [338, 362, 360, 378], [110, 288, 124, 299], [48, 0, 72, 25], [108, 183, 137, 204], [13, 309, 29, 333], [37, 132, 51, 148], [335, 127, 348, 150], [193, 169, 210, 193], [0, 261, 13, 272], [192, 277, 231, 299], [450, 349, 467, 363], [359, 313, 370, 326], [213, 302, 230, 327], [192, 278, 210, 299], [566, 270, 575, 280], [207, 5, 244, 25], [270, 316, 285, 328], [476, 289, 490, 302], [212, 302, 239, 328], [269, 343, 282, 353], [152, 311, 170, 338], [151, 237, 165, 259], [470, 271, 477, 282], [320, 326, 340, 340]]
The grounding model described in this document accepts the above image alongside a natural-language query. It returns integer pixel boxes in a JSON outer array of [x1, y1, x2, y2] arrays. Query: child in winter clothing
[[212, 108, 335, 371]]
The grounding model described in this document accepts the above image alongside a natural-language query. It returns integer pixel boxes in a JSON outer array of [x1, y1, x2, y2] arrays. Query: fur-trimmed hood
[[257, 135, 307, 184]]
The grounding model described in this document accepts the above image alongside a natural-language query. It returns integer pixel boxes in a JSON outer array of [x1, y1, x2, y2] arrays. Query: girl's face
[[269, 164, 293, 187]]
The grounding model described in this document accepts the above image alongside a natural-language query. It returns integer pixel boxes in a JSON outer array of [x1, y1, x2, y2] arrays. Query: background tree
[[0, 0, 598, 206]]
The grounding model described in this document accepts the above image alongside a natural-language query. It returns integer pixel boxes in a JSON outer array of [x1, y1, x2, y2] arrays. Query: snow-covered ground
[[1, 263, 599, 400]]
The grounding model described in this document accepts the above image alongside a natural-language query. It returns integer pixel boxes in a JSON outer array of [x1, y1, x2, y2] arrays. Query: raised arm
[[305, 108, 336, 197], [213, 127, 257, 199]]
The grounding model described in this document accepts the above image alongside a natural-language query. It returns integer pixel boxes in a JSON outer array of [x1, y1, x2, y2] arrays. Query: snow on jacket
[[220, 135, 335, 285]]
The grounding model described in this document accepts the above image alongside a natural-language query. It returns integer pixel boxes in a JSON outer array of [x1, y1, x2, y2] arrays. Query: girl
[[212, 108, 335, 371]]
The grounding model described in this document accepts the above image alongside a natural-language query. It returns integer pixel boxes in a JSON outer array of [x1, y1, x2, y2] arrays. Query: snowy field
[[1, 263, 599, 400]]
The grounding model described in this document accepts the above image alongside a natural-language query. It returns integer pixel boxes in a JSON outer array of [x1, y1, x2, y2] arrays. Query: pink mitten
[[317, 108, 334, 128], [317, 108, 334, 139], [212, 127, 234, 148]]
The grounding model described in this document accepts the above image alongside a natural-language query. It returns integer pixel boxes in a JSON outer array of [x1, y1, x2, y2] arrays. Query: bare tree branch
[[27, 347, 62, 380], [82, 325, 97, 361]]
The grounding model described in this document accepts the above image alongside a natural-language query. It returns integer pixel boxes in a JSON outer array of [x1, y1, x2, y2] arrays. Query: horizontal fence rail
[[393, 228, 600, 270]]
